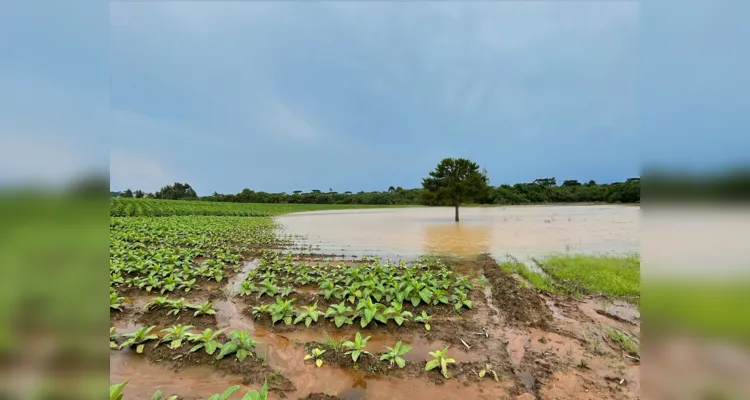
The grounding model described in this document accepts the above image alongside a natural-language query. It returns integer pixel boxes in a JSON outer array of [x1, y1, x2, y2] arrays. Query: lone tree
[[422, 158, 489, 222]]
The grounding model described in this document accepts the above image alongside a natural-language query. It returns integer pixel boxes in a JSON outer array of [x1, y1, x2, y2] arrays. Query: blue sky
[[1, 1, 747, 195]]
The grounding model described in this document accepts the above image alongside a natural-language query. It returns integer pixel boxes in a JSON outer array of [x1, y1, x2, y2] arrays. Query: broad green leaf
[[479, 370, 486, 378], [316, 359, 323, 368], [304, 354, 313, 360], [425, 359, 440, 371], [206, 342, 218, 355], [395, 357, 406, 369], [136, 344, 145, 354], [190, 343, 203, 353], [425, 323, 431, 331], [236, 349, 249, 361]]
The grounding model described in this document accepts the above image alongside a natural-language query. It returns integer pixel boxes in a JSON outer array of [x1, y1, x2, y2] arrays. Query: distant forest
[[113, 177, 641, 205]]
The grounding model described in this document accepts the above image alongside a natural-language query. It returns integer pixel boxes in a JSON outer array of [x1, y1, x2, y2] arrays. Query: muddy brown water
[[276, 205, 639, 260]]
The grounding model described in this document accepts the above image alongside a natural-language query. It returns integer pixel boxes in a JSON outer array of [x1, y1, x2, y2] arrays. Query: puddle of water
[[110, 350, 250, 398], [277, 205, 639, 260], [226, 260, 259, 296]]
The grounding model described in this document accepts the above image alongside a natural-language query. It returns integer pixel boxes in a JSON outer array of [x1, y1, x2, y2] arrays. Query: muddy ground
[[110, 254, 640, 400]]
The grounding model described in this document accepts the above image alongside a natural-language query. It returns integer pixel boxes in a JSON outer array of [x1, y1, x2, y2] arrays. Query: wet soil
[[480, 254, 553, 328], [298, 394, 342, 400], [135, 308, 219, 331], [142, 342, 295, 394], [111, 253, 641, 400]]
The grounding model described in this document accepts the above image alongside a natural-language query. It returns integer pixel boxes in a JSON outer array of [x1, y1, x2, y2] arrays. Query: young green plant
[[119, 325, 159, 353], [414, 311, 433, 331], [324, 301, 354, 328], [304, 347, 327, 368], [294, 302, 324, 327], [187, 328, 226, 355], [216, 330, 261, 361], [380, 340, 412, 369], [342, 332, 371, 363], [478, 363, 499, 381], [156, 324, 194, 349], [190, 300, 216, 317], [425, 346, 455, 379]]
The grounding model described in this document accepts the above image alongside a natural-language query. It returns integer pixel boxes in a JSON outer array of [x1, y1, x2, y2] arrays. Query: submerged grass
[[499, 253, 640, 303]]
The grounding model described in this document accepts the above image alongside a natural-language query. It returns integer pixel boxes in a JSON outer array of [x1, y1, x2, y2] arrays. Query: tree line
[[115, 177, 639, 205]]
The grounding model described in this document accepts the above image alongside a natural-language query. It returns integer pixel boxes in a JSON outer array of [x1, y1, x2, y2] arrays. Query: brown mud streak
[[142, 343, 295, 395], [135, 308, 219, 331], [479, 254, 552, 329]]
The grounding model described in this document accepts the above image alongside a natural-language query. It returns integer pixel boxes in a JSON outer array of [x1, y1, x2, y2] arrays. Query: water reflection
[[277, 205, 639, 260], [423, 223, 491, 257]]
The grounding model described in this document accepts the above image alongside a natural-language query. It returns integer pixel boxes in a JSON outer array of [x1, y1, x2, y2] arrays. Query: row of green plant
[[252, 297, 436, 329], [109, 216, 282, 296], [110, 197, 397, 217], [310, 332, 494, 381], [239, 253, 474, 326], [110, 381, 269, 400], [111, 325, 260, 360]]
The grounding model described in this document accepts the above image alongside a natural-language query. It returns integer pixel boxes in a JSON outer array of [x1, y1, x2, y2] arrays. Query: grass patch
[[535, 253, 640, 302], [498, 259, 558, 294], [643, 279, 750, 344]]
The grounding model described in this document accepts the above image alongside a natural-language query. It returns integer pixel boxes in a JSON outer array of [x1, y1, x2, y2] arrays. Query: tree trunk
[[454, 202, 459, 222]]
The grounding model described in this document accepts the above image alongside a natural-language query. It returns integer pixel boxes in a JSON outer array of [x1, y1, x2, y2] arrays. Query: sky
[[0, 1, 748, 195]]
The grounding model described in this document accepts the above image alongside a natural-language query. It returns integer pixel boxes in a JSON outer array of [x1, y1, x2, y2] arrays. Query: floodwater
[[277, 205, 639, 260]]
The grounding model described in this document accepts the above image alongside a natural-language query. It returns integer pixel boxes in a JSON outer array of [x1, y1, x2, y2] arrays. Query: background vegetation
[[112, 176, 640, 206]]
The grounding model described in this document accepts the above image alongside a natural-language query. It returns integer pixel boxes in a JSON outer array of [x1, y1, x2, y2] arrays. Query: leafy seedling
[[110, 381, 127, 400], [414, 311, 433, 331], [187, 328, 226, 355], [251, 304, 271, 320], [304, 347, 327, 367], [241, 381, 269, 400], [216, 330, 261, 361], [342, 332, 371, 363], [324, 301, 354, 328], [478, 363, 499, 381], [356, 297, 388, 327], [425, 346, 455, 379], [110, 290, 125, 311], [294, 302, 324, 327], [384, 301, 413, 326], [190, 300, 217, 317], [268, 296, 297, 325], [143, 296, 170, 311], [110, 327, 119, 349], [167, 298, 188, 316], [120, 325, 159, 353], [451, 291, 473, 311], [151, 390, 178, 400], [380, 340, 412, 369], [208, 385, 239, 400], [156, 324, 194, 349]]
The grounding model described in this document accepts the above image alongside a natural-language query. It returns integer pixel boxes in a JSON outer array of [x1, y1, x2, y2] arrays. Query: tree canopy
[[422, 158, 490, 221], [154, 182, 197, 200]]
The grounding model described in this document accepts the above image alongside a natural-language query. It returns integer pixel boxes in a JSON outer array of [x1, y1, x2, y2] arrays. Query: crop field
[[110, 198, 406, 217], [110, 199, 641, 400]]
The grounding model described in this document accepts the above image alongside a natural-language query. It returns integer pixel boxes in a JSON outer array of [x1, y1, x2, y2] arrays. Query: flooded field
[[277, 205, 639, 261], [111, 204, 640, 400]]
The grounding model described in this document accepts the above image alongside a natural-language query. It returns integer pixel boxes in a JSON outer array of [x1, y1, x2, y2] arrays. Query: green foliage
[[166, 298, 188, 316], [324, 301, 354, 328], [422, 157, 490, 221], [414, 311, 433, 331], [342, 332, 371, 363], [207, 386, 239, 400], [216, 330, 260, 361], [241, 381, 269, 400], [155, 324, 194, 349], [268, 296, 297, 325], [478, 363, 499, 381], [110, 327, 119, 349], [109, 381, 127, 400], [151, 390, 178, 400], [380, 341, 412, 369], [425, 346, 456, 378], [110, 289, 125, 311], [451, 291, 473, 311], [384, 301, 413, 326], [304, 347, 327, 368], [294, 302, 324, 327], [356, 297, 388, 327], [187, 328, 226, 355], [190, 300, 217, 317], [608, 328, 640, 356], [119, 325, 158, 354]]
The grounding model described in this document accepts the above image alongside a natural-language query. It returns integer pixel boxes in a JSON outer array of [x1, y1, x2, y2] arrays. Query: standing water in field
[[276, 205, 639, 260]]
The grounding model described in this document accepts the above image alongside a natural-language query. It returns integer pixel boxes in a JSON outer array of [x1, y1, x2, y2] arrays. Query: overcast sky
[[1, 1, 747, 195]]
